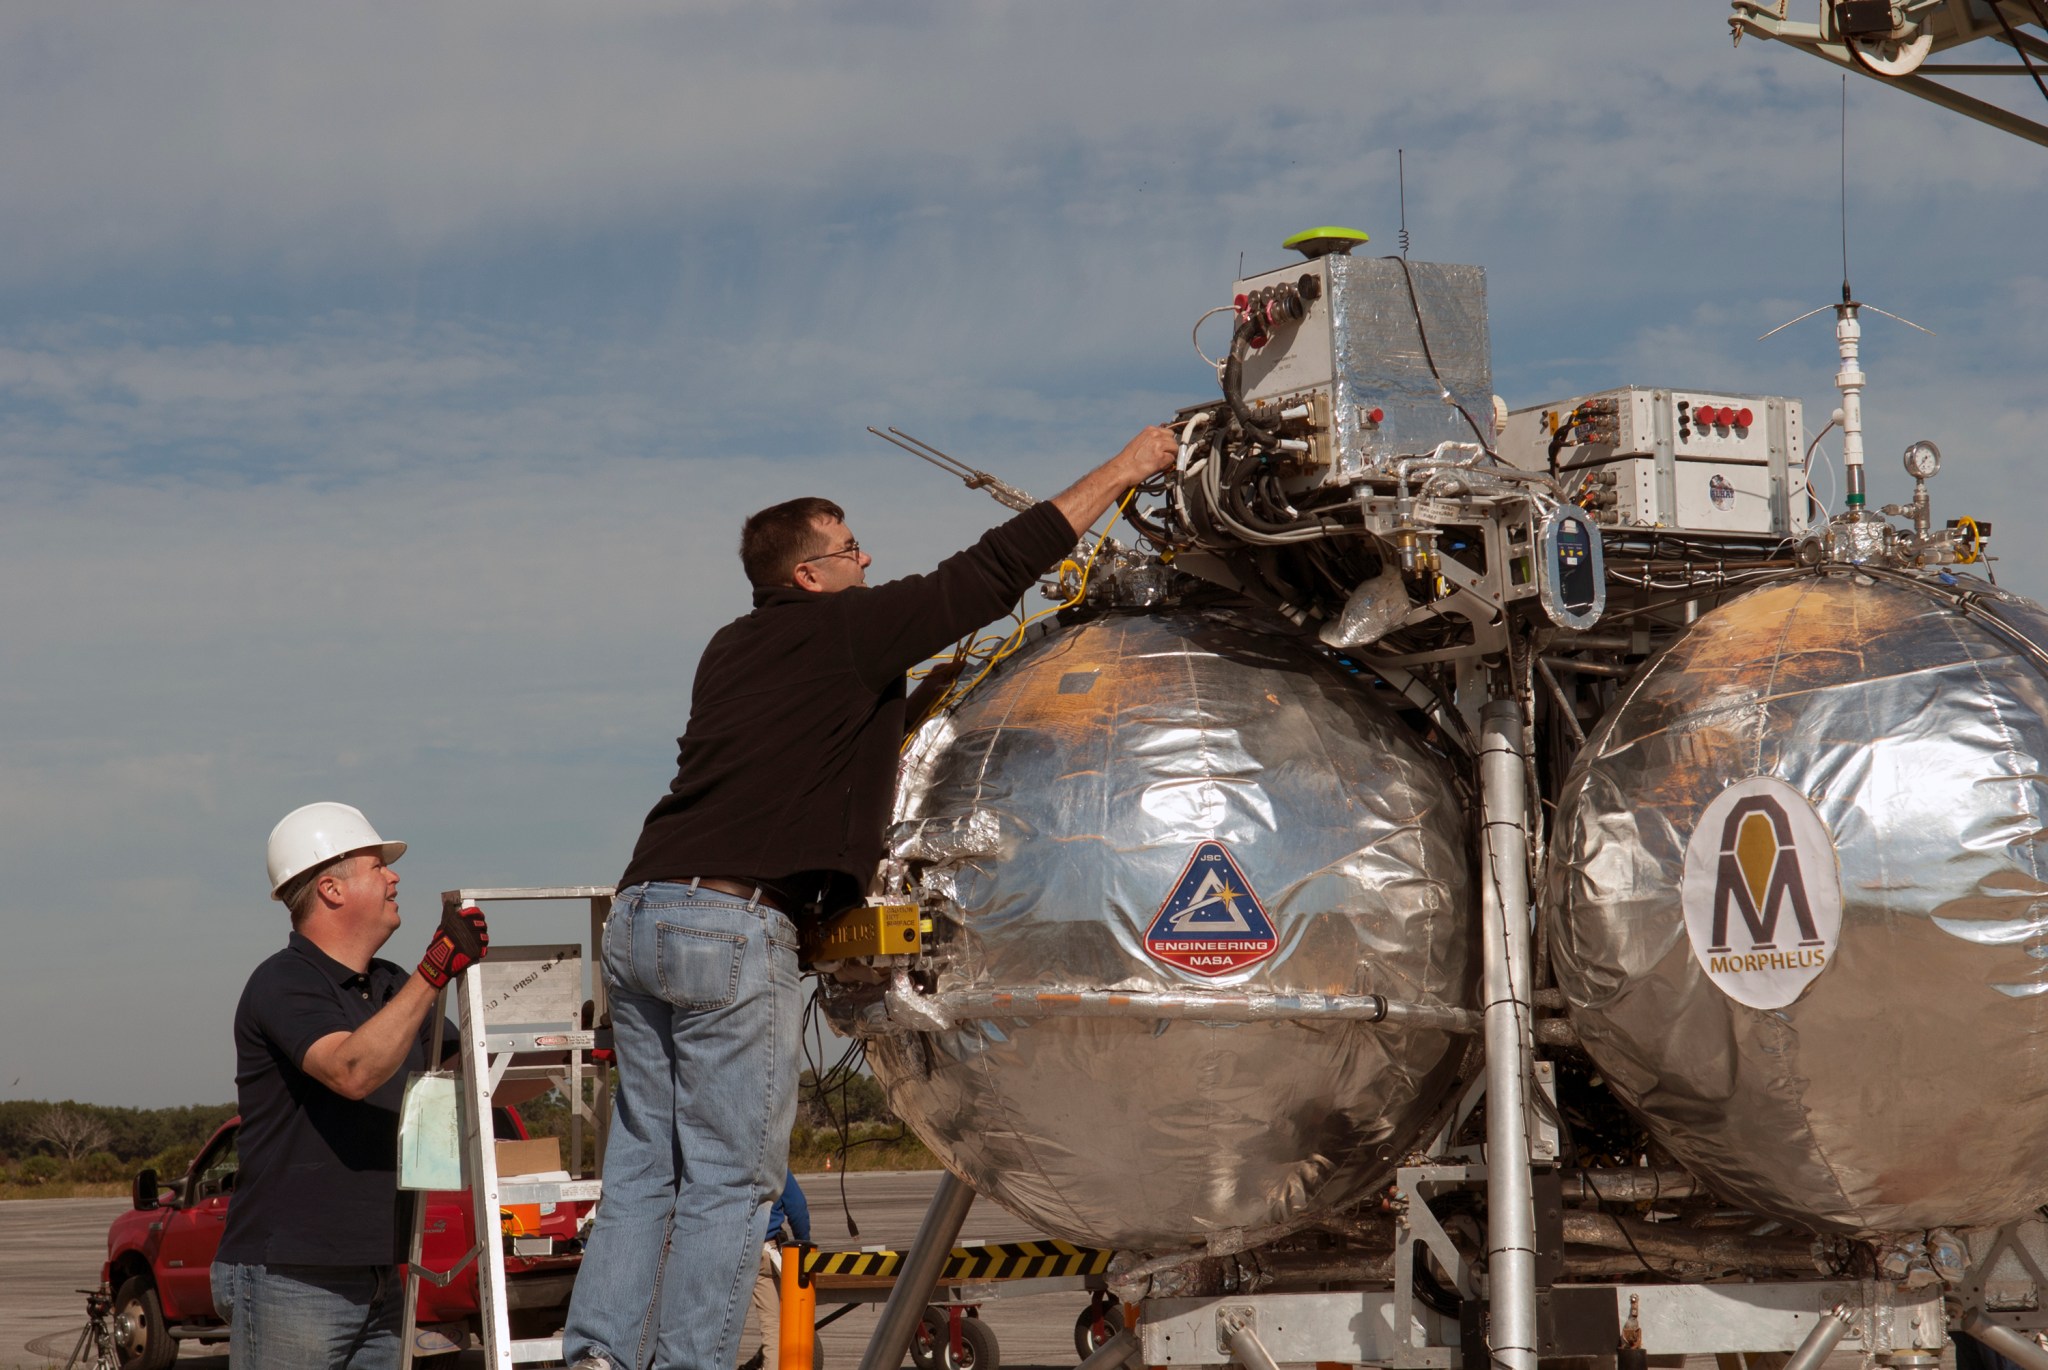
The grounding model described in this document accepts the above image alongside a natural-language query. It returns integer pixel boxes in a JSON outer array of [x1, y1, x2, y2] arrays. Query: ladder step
[[484, 1029, 603, 1053], [509, 1336, 565, 1362], [500, 1179, 603, 1204]]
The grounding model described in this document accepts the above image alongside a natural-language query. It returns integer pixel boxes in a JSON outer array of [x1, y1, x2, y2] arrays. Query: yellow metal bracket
[[803, 901, 923, 964]]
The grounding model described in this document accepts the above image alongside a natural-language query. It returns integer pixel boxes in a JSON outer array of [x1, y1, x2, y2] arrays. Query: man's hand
[[1050, 425, 1180, 537], [1110, 426, 1178, 486], [419, 904, 490, 989]]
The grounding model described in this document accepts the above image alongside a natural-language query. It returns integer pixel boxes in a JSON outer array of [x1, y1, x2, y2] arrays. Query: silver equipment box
[[1498, 386, 1806, 537], [1234, 256, 1492, 479]]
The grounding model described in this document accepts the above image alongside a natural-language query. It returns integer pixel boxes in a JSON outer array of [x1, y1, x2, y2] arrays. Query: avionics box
[[1234, 254, 1493, 480], [1499, 386, 1807, 537]]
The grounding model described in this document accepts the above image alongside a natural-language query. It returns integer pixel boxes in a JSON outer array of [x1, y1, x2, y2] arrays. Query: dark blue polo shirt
[[218, 931, 452, 1267]]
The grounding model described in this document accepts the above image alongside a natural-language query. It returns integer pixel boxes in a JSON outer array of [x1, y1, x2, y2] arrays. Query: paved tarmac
[[4, 1172, 1089, 1370], [3, 1182, 1921, 1370]]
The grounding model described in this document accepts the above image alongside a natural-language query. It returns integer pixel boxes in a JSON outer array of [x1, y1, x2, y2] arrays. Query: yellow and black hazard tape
[[804, 1239, 1112, 1281]]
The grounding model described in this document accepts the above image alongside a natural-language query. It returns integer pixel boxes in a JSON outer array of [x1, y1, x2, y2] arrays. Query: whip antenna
[[866, 427, 1037, 512], [1840, 74, 1850, 302], [1758, 76, 1929, 516], [1398, 149, 1411, 258]]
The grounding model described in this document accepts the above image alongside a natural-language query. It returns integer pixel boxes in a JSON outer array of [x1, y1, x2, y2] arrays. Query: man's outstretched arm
[[1049, 426, 1178, 537], [847, 425, 1183, 687]]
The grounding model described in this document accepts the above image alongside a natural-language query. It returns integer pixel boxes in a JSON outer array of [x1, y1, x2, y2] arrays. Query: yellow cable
[[935, 487, 1139, 712]]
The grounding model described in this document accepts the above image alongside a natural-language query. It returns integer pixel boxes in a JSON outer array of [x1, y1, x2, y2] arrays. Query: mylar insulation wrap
[[1548, 571, 2048, 1235], [826, 609, 1475, 1252]]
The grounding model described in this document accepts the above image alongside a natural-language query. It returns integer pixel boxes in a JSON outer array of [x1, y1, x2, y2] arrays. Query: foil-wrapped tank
[[1548, 572, 2048, 1235], [841, 609, 1474, 1252]]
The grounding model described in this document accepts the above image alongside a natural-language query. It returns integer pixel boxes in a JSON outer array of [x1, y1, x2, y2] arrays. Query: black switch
[[1836, 0, 1895, 37]]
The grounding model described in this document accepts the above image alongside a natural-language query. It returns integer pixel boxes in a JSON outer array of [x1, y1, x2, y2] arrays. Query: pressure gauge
[[1903, 440, 1942, 480]]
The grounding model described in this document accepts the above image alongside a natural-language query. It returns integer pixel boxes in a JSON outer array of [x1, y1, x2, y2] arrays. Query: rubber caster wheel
[[1074, 1301, 1125, 1359], [911, 1308, 998, 1370]]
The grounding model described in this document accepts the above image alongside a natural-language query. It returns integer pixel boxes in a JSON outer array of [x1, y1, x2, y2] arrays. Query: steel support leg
[[1219, 1309, 1281, 1370], [1077, 1328, 1142, 1370], [1782, 1304, 1855, 1370], [857, 1171, 975, 1370], [1478, 699, 1537, 1370], [1963, 1312, 2048, 1370]]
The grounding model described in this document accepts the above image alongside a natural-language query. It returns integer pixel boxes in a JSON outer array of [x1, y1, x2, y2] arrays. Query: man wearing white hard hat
[[210, 802, 491, 1369]]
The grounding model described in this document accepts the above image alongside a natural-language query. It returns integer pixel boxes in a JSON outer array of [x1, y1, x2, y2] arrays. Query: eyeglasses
[[799, 540, 862, 567]]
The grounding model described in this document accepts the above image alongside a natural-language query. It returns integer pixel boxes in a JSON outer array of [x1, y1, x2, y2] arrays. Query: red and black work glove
[[419, 904, 490, 989]]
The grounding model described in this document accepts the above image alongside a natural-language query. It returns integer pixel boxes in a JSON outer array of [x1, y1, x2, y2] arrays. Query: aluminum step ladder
[[400, 885, 615, 1369]]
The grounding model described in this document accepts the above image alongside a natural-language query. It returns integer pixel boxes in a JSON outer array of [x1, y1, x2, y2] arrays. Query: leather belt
[[689, 876, 785, 913]]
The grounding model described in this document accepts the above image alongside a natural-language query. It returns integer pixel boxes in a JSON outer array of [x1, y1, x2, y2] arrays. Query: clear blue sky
[[5, 2, 2041, 1107]]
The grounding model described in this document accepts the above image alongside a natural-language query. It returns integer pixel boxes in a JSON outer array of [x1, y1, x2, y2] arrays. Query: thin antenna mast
[[1758, 75, 1930, 522], [1398, 149, 1411, 258], [866, 427, 1037, 512], [1840, 75, 1850, 303], [1837, 73, 1867, 509]]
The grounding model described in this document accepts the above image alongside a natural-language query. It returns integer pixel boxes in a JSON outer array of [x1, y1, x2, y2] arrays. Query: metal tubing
[[928, 987, 1480, 1033], [1552, 632, 1637, 651], [1478, 698, 1538, 1370], [1560, 1213, 1817, 1278], [1076, 1328, 1142, 1370], [1558, 1168, 1702, 1203], [857, 1171, 976, 1370], [1539, 654, 1634, 678], [1534, 657, 1587, 749], [1962, 1312, 2048, 1370], [1781, 1304, 1855, 1370], [1220, 1311, 1283, 1370]]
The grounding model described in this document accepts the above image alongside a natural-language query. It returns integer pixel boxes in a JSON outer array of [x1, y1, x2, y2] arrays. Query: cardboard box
[[495, 1136, 564, 1236], [494, 1136, 562, 1179]]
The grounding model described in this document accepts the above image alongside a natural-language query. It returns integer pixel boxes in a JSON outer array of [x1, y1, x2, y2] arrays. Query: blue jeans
[[564, 882, 804, 1370], [208, 1262, 401, 1369]]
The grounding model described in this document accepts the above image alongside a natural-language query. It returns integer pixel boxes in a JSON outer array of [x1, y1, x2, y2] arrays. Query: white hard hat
[[266, 801, 407, 899]]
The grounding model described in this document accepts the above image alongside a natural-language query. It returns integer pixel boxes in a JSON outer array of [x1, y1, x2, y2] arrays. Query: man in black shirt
[[212, 802, 490, 1369], [565, 427, 1177, 1370]]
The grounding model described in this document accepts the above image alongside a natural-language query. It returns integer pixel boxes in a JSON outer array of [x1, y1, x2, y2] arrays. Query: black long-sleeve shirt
[[619, 500, 1077, 907]]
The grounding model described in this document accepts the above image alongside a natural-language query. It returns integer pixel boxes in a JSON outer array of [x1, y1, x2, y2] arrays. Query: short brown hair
[[280, 852, 363, 926], [740, 497, 844, 588]]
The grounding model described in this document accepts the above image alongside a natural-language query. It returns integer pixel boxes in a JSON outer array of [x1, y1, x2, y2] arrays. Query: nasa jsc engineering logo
[[1679, 775, 1843, 1010], [1142, 841, 1278, 977]]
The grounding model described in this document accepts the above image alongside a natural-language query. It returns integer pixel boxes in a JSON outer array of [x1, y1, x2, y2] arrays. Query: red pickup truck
[[100, 1110, 586, 1368]]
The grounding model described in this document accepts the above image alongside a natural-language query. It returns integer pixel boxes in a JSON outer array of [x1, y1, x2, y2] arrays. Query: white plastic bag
[[397, 1071, 464, 1192]]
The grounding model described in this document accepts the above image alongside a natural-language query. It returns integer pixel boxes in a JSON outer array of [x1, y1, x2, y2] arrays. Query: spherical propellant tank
[[845, 608, 1475, 1252], [1548, 571, 2048, 1235]]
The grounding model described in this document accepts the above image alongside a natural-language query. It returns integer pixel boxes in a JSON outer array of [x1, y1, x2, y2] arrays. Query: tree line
[[519, 1068, 897, 1140], [1, 1071, 918, 1189], [0, 1099, 236, 1174], [2, 1069, 893, 1168]]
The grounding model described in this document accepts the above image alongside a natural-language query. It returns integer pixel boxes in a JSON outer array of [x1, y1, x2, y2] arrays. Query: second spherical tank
[[842, 608, 1475, 1252], [1548, 571, 2048, 1235]]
